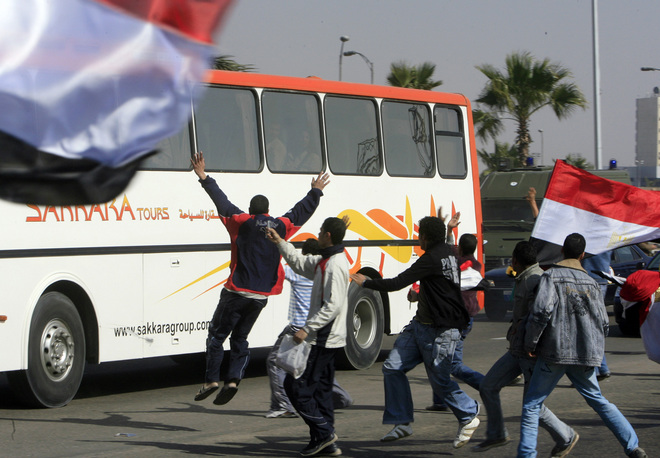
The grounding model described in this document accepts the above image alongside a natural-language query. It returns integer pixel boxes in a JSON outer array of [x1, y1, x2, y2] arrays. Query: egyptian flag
[[0, 0, 233, 205], [530, 160, 660, 264]]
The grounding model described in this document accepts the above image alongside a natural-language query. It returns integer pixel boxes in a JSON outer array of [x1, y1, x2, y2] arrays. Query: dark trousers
[[284, 345, 338, 442], [205, 288, 267, 384]]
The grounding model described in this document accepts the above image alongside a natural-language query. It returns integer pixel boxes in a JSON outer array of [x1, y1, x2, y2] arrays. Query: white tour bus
[[0, 70, 483, 407]]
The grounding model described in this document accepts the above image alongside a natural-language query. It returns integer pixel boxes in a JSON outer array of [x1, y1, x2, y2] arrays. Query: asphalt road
[[1, 311, 658, 457]]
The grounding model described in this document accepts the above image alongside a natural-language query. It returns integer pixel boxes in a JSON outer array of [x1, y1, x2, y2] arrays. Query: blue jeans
[[383, 320, 479, 424], [597, 355, 610, 376], [480, 352, 572, 444], [432, 318, 484, 405], [518, 359, 639, 457], [205, 288, 267, 384]]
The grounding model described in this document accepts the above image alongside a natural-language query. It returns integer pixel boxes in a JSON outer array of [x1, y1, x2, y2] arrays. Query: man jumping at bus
[[351, 216, 480, 449], [191, 151, 329, 406]]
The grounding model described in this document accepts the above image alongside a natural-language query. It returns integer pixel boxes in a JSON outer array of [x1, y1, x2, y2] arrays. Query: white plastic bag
[[641, 302, 660, 364], [275, 334, 311, 379]]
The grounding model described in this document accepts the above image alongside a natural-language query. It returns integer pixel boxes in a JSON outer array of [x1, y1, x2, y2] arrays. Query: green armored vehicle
[[481, 167, 631, 271], [480, 166, 632, 321]]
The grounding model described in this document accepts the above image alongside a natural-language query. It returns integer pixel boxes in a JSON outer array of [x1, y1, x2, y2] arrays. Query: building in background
[[635, 91, 660, 186]]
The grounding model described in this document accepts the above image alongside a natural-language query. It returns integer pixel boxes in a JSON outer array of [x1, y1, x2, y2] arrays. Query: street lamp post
[[641, 67, 660, 72], [343, 50, 374, 84], [339, 36, 350, 81], [537, 129, 544, 165]]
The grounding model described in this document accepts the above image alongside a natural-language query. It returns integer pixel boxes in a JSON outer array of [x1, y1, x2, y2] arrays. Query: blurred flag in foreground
[[530, 160, 660, 265], [0, 0, 233, 204]]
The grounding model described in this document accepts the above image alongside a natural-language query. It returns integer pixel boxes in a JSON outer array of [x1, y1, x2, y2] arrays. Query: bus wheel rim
[[354, 298, 376, 348], [40, 319, 75, 382]]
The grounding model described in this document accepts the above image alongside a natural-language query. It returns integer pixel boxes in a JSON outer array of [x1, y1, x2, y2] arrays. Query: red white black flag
[[0, 0, 233, 204], [531, 160, 660, 264]]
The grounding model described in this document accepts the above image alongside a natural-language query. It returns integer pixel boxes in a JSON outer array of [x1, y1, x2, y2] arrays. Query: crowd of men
[[188, 155, 648, 458]]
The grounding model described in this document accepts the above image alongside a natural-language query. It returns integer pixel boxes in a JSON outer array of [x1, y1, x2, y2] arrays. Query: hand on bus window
[[311, 172, 330, 191], [191, 151, 207, 180]]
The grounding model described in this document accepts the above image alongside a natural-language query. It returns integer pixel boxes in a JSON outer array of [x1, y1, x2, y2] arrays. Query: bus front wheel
[[343, 283, 384, 370], [8, 292, 86, 408]]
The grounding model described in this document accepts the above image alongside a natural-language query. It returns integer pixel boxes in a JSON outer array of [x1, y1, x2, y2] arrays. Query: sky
[[214, 0, 660, 173]]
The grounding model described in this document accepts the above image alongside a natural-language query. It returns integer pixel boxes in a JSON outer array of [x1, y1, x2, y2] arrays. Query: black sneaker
[[628, 448, 648, 458], [318, 443, 342, 456], [472, 436, 510, 452], [300, 434, 338, 457]]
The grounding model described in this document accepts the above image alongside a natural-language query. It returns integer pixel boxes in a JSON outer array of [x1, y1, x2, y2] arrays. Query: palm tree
[[386, 61, 442, 90], [478, 141, 522, 176], [473, 109, 504, 144], [475, 51, 587, 162], [212, 55, 256, 72]]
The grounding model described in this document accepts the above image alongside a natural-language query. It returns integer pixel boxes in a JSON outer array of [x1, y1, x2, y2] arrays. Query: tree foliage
[[561, 154, 593, 170], [477, 141, 522, 176], [475, 51, 587, 162], [211, 55, 256, 72], [386, 61, 442, 90]]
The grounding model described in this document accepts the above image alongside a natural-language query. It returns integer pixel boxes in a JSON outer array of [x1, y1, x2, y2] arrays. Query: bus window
[[325, 96, 381, 175], [140, 124, 192, 170], [382, 101, 434, 177], [262, 91, 323, 174], [434, 106, 467, 178], [194, 86, 260, 172]]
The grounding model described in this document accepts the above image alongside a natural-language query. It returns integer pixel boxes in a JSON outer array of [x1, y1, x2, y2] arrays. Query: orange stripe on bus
[[161, 260, 231, 300]]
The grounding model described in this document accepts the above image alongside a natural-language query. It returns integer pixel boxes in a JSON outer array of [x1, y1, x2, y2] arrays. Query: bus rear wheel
[[7, 292, 86, 408], [342, 283, 384, 370]]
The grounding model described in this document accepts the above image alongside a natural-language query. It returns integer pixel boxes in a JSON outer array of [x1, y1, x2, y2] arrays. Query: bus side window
[[194, 86, 260, 172], [382, 101, 435, 177], [141, 124, 192, 170], [434, 106, 467, 178], [262, 91, 323, 174], [325, 96, 381, 176]]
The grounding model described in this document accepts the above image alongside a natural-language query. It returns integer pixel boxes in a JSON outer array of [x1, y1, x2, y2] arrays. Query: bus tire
[[7, 292, 86, 408], [343, 283, 384, 370]]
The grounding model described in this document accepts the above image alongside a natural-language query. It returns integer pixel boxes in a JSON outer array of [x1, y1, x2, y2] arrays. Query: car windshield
[[482, 200, 537, 223], [648, 253, 660, 271]]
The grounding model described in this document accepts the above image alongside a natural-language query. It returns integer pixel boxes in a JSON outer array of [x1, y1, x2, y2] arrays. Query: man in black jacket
[[351, 216, 480, 449]]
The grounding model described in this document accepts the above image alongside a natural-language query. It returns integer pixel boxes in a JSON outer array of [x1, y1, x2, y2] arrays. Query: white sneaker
[[453, 416, 480, 448], [380, 424, 413, 442], [265, 409, 297, 418]]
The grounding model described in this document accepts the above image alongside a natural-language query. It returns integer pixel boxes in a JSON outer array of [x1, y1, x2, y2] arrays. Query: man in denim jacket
[[518, 233, 646, 458]]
